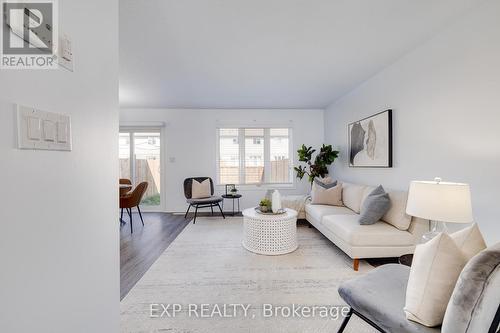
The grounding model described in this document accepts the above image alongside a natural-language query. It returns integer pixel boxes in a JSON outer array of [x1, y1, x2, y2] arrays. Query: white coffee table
[[242, 208, 298, 255]]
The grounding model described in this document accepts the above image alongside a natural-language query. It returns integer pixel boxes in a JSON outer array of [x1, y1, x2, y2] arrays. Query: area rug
[[121, 217, 378, 333]]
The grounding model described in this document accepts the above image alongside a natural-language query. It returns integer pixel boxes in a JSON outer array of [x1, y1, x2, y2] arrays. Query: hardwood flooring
[[120, 212, 190, 300]]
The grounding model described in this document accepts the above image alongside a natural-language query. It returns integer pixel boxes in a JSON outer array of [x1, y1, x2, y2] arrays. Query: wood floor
[[120, 212, 191, 300]]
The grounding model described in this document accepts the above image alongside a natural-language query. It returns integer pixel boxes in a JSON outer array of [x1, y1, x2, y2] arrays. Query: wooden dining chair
[[119, 178, 133, 197], [120, 182, 148, 233], [119, 178, 132, 185]]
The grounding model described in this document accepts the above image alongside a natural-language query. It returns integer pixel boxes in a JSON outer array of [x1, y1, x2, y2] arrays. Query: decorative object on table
[[348, 109, 392, 168], [358, 185, 391, 225], [406, 177, 473, 243], [310, 181, 342, 206], [258, 198, 271, 213], [183, 177, 225, 224], [271, 190, 282, 213], [221, 193, 242, 216], [120, 182, 148, 233], [242, 208, 298, 255], [225, 184, 238, 196], [254, 207, 285, 215], [294, 144, 339, 183]]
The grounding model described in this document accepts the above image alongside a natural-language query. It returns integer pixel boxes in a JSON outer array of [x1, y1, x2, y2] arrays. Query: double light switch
[[17, 104, 72, 151]]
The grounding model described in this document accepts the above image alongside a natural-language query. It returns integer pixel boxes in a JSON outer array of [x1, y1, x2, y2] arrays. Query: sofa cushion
[[382, 190, 413, 230], [313, 177, 337, 189], [321, 214, 415, 247], [338, 264, 440, 333], [305, 204, 355, 223], [404, 233, 467, 327], [311, 182, 343, 206], [359, 185, 391, 225], [342, 182, 368, 213]]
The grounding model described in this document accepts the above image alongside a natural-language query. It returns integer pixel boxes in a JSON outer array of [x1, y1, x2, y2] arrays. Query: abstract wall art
[[348, 109, 392, 168]]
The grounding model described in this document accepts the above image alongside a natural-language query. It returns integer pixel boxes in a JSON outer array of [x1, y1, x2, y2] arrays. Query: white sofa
[[305, 182, 428, 270]]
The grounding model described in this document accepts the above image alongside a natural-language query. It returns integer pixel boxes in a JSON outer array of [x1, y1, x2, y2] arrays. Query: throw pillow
[[381, 190, 413, 230], [359, 185, 390, 225], [404, 233, 467, 327], [450, 223, 487, 261], [191, 179, 211, 199], [342, 182, 367, 213], [313, 178, 338, 189], [310, 181, 342, 206]]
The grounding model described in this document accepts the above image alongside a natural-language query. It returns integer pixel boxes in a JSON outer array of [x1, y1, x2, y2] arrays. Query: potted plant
[[294, 144, 339, 184], [259, 198, 272, 213]]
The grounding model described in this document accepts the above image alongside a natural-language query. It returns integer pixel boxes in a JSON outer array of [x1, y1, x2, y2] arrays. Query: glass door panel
[[133, 132, 161, 207], [119, 133, 131, 180]]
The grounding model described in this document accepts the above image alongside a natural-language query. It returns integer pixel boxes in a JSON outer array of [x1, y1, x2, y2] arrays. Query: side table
[[221, 194, 242, 216]]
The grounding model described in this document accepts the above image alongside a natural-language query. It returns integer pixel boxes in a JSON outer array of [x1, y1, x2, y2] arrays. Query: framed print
[[348, 109, 392, 168]]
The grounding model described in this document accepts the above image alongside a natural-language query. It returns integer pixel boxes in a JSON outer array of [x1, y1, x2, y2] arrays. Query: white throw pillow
[[342, 182, 367, 213], [450, 223, 486, 261], [381, 190, 412, 231], [404, 233, 467, 327], [191, 179, 211, 199], [310, 182, 343, 206]]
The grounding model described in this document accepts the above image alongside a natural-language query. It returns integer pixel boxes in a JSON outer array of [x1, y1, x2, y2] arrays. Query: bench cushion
[[187, 196, 223, 204], [321, 214, 415, 247], [339, 264, 440, 333]]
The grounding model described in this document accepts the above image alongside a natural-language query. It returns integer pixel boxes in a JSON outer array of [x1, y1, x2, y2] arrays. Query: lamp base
[[421, 221, 447, 243]]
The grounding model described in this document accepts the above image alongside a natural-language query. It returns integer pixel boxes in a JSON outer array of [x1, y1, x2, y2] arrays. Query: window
[[217, 128, 292, 185]]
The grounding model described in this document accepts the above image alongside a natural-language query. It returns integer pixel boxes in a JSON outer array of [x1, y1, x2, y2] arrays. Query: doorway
[[119, 129, 163, 211]]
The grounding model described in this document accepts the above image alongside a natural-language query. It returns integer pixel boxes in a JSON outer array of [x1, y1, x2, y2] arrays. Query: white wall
[[0, 1, 119, 332], [120, 108, 324, 212], [324, 0, 500, 244]]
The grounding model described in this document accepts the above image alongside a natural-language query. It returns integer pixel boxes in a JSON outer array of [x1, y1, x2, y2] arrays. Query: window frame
[[216, 127, 294, 189]]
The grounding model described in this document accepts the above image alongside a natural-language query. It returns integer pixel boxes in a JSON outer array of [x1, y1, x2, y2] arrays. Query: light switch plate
[[27, 116, 41, 140], [42, 120, 56, 142], [17, 104, 72, 151]]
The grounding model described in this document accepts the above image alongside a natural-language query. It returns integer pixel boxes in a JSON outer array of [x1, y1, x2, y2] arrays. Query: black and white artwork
[[348, 109, 392, 168]]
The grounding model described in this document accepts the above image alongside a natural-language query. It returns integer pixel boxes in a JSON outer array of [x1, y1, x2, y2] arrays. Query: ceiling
[[119, 0, 482, 109]]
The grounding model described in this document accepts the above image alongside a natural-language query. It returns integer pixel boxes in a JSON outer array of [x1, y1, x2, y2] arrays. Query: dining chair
[[119, 178, 132, 196], [120, 182, 148, 233]]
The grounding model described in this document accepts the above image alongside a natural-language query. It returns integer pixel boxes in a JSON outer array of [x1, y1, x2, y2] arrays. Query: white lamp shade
[[406, 180, 473, 223]]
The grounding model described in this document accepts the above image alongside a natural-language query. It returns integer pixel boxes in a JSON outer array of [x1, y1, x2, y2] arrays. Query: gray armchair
[[183, 177, 225, 224], [337, 243, 500, 333]]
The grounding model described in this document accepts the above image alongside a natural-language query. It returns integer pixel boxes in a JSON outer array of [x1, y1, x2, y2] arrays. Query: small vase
[[271, 190, 282, 213]]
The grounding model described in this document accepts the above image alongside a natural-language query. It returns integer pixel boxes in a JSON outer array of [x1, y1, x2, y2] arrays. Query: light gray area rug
[[121, 217, 378, 333]]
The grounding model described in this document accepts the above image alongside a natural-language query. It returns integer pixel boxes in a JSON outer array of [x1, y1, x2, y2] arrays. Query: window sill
[[216, 183, 296, 191]]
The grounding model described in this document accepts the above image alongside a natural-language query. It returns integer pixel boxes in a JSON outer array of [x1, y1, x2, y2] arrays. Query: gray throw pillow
[[313, 178, 338, 189], [359, 185, 390, 225]]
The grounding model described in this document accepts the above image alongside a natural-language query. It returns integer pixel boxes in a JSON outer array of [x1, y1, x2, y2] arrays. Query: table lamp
[[406, 177, 473, 242]]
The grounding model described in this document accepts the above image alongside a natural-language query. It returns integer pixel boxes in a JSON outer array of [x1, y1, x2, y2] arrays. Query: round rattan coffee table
[[242, 208, 298, 255]]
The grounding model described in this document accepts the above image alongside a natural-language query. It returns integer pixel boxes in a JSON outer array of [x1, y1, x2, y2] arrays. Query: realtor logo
[[1, 0, 58, 69]]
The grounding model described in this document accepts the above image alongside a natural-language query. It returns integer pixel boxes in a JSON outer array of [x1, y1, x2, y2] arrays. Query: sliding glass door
[[119, 129, 163, 210]]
